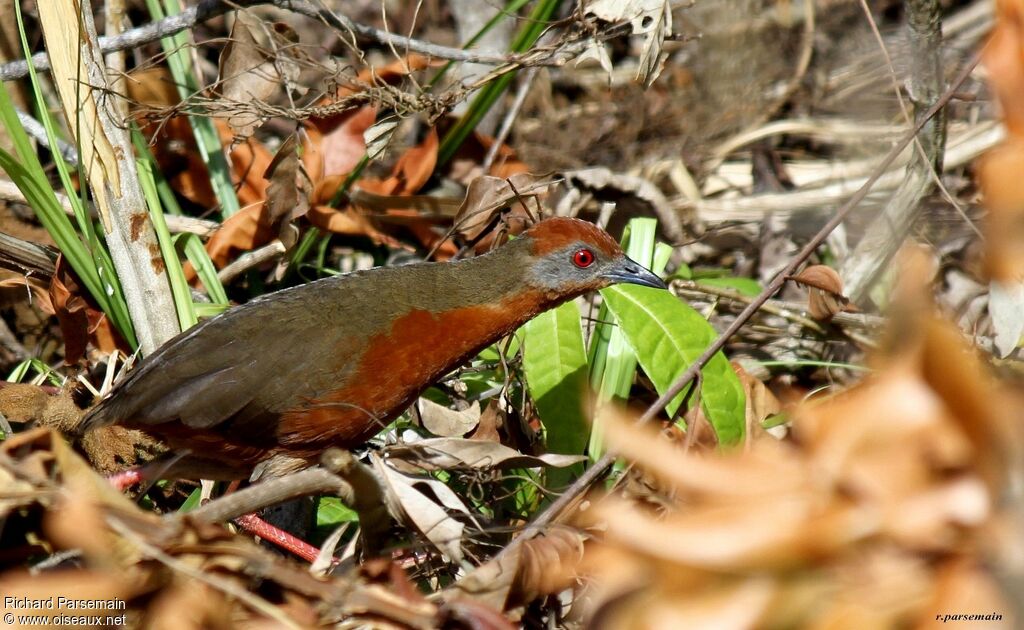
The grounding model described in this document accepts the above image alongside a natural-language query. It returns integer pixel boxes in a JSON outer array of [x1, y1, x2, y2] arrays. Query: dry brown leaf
[[453, 173, 552, 242], [0, 275, 53, 313], [418, 398, 480, 437], [311, 105, 378, 179], [263, 134, 311, 242], [731, 362, 783, 440], [217, 11, 281, 140], [128, 67, 217, 208], [371, 453, 466, 562], [791, 264, 852, 321], [449, 526, 583, 612], [305, 204, 405, 249], [391, 128, 438, 195], [386, 437, 586, 472], [507, 527, 584, 608], [204, 203, 273, 269], [46, 256, 123, 362], [468, 400, 503, 442], [216, 119, 273, 208]]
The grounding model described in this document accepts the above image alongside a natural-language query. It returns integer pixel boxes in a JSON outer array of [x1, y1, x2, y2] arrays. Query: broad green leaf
[[522, 301, 589, 459], [316, 496, 359, 528], [600, 284, 746, 445]]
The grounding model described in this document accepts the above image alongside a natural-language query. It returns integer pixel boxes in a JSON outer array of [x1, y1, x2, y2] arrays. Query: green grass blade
[[587, 218, 658, 457], [7, 2, 138, 347], [132, 126, 228, 305], [437, 0, 562, 165], [137, 158, 197, 330], [145, 0, 240, 218]]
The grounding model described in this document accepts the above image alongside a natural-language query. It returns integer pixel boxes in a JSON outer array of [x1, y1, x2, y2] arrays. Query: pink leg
[[106, 470, 325, 564], [234, 513, 323, 563]]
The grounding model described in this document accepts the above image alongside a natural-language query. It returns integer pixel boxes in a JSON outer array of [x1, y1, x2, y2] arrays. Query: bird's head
[[519, 217, 667, 296]]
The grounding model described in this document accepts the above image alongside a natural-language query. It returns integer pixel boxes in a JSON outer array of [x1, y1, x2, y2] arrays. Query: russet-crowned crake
[[81, 218, 666, 479]]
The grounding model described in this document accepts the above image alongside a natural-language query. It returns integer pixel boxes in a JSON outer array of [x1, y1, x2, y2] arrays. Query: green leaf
[[178, 487, 202, 513], [669, 262, 693, 280], [600, 284, 746, 445], [522, 301, 589, 459], [316, 496, 359, 528]]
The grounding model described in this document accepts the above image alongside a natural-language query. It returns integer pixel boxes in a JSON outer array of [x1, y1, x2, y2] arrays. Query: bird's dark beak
[[603, 256, 668, 290]]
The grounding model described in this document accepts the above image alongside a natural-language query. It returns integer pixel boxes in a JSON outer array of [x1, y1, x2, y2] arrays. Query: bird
[[80, 217, 666, 481]]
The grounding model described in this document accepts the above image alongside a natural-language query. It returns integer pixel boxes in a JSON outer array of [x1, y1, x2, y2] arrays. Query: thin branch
[[185, 467, 354, 524], [15, 107, 78, 164], [280, 0, 515, 64], [0, 231, 58, 278], [0, 178, 219, 238], [0, 0, 518, 82], [216, 239, 286, 284]]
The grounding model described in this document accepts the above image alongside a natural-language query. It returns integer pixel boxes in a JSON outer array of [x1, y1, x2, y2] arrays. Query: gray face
[[528, 241, 617, 293], [527, 241, 666, 294]]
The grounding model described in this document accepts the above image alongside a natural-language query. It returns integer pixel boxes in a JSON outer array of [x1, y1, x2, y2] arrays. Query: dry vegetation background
[[0, 0, 1023, 627]]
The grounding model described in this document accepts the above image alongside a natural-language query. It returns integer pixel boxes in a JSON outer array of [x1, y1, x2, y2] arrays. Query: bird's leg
[[105, 468, 329, 564], [233, 513, 322, 563]]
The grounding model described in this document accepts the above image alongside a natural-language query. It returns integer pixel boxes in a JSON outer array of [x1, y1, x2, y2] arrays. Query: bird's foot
[[107, 467, 145, 491]]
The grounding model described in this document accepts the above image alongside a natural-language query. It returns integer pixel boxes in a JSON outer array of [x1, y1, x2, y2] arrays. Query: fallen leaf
[[371, 453, 465, 562], [584, 0, 671, 87], [386, 437, 587, 472], [217, 10, 281, 140], [263, 133, 312, 244], [418, 398, 480, 437], [988, 280, 1024, 357], [453, 173, 552, 241], [731, 362, 782, 441], [791, 264, 852, 321]]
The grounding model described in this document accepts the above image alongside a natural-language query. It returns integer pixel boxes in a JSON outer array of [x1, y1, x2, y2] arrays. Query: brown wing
[[79, 277, 376, 447]]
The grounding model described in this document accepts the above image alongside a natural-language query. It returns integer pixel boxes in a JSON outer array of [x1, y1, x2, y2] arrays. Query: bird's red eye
[[572, 248, 595, 268]]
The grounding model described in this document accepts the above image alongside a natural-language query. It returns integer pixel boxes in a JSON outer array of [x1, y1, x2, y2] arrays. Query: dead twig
[[185, 468, 355, 525], [216, 239, 287, 284], [0, 0, 517, 82]]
